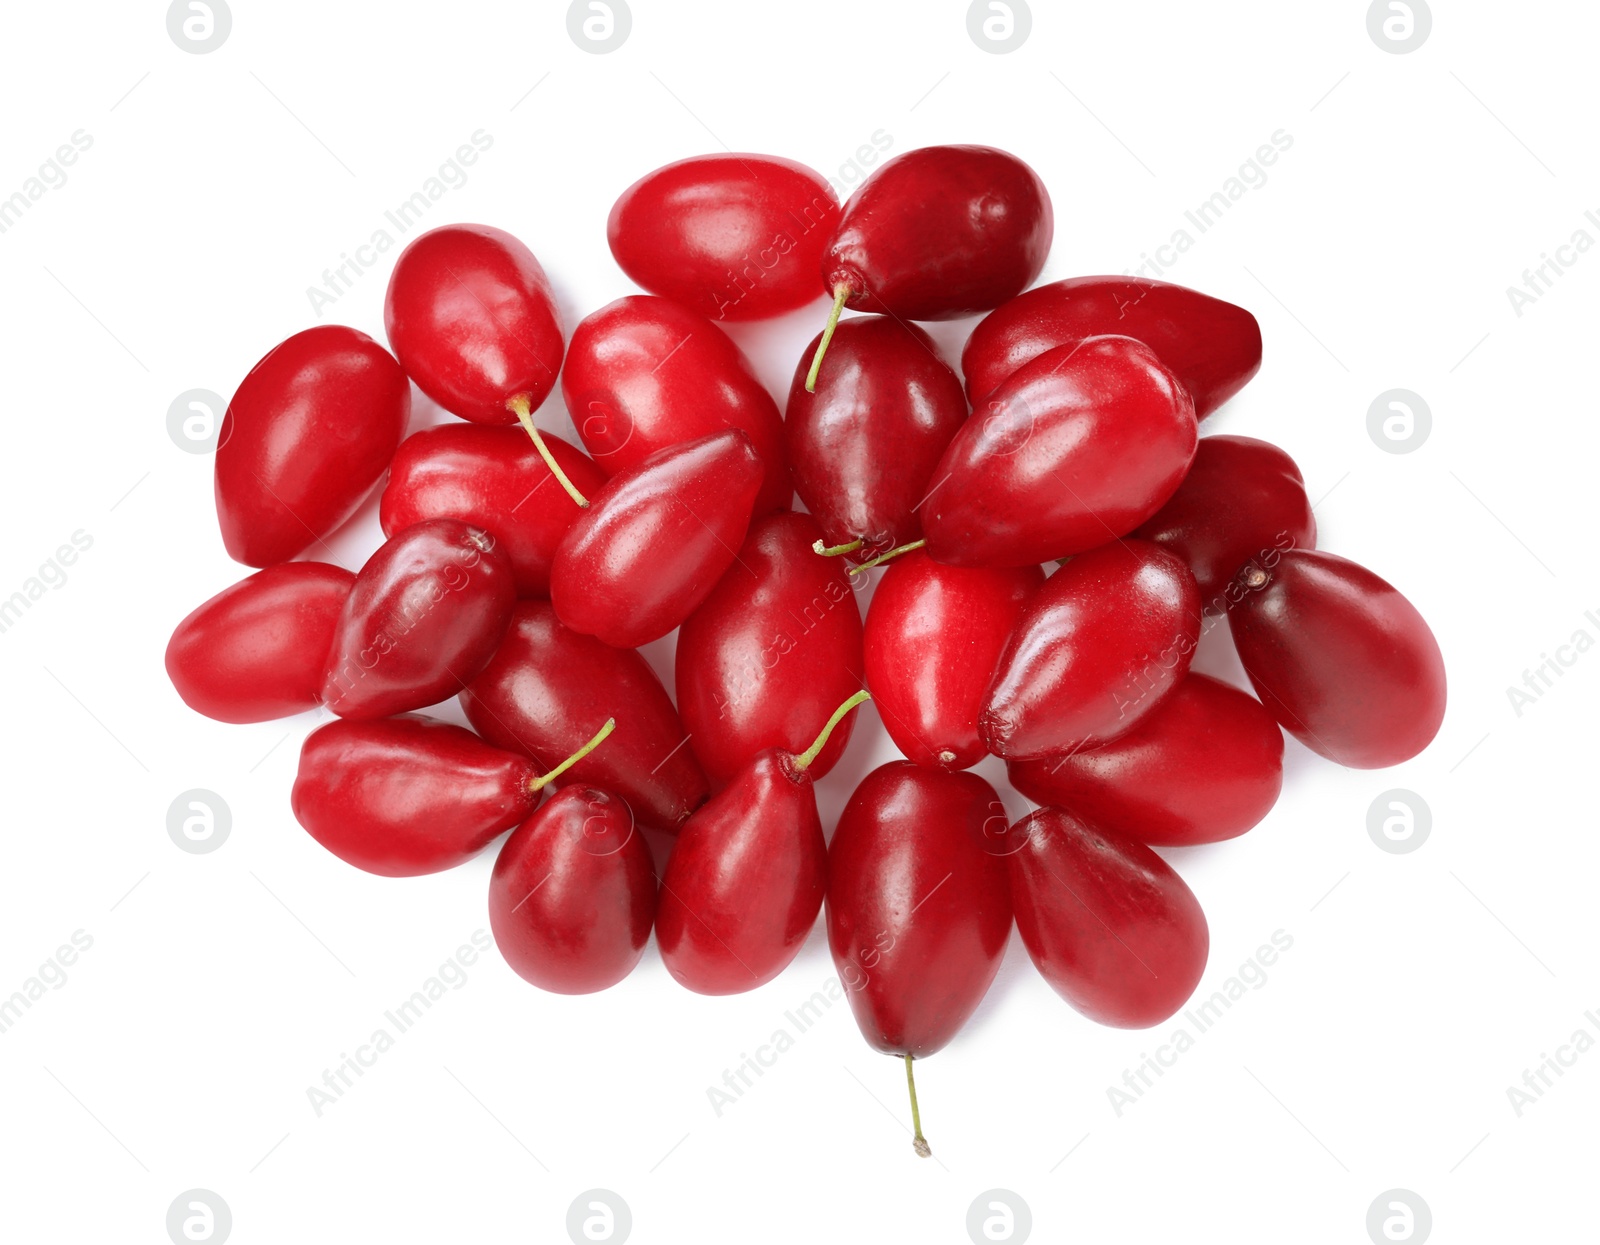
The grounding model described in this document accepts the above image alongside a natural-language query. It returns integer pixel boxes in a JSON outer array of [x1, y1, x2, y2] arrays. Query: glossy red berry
[[981, 540, 1201, 759], [1007, 673, 1283, 846], [655, 752, 826, 994], [863, 552, 1042, 769], [649, 688, 864, 992], [166, 562, 353, 723], [321, 519, 517, 720], [379, 423, 605, 599], [784, 316, 968, 561], [550, 429, 763, 649], [654, 694, 865, 995], [561, 295, 792, 514], [922, 336, 1197, 567], [652, 742, 825, 992], [489, 786, 656, 994], [608, 153, 841, 321], [462, 600, 710, 832], [214, 325, 410, 567], [292, 714, 538, 876], [961, 275, 1262, 415], [675, 512, 865, 784], [826, 762, 1012, 1056], [1132, 434, 1316, 609], [822, 145, 1052, 321], [383, 223, 564, 423], [1005, 807, 1209, 1028], [1227, 550, 1446, 768]]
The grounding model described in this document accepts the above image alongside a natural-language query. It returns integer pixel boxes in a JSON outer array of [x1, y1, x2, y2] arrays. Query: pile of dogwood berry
[[166, 145, 1446, 1156]]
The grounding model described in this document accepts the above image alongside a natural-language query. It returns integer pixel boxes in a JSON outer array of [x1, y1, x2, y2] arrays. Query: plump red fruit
[[961, 275, 1263, 416], [864, 552, 1042, 769], [922, 336, 1197, 567], [166, 562, 354, 723], [655, 721, 844, 995], [550, 430, 763, 648], [1132, 435, 1316, 609], [822, 145, 1052, 320], [379, 424, 605, 598], [214, 325, 410, 567], [321, 519, 516, 719], [608, 153, 841, 321], [675, 512, 865, 784], [1005, 807, 1209, 1028], [784, 316, 968, 560], [462, 601, 709, 831], [981, 540, 1201, 759], [1227, 550, 1446, 768], [1007, 674, 1283, 846], [561, 296, 792, 514], [826, 763, 1012, 1056], [490, 786, 656, 994], [292, 714, 538, 876], [383, 223, 564, 423]]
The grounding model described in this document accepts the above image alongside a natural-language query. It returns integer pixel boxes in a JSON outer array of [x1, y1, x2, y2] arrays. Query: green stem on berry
[[804, 284, 850, 393], [529, 718, 614, 791], [507, 393, 588, 507], [848, 538, 926, 576], [793, 690, 870, 771], [905, 1054, 931, 1158]]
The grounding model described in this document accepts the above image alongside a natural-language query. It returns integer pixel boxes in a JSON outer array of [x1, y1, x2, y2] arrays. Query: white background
[[1, 1, 1595, 1242]]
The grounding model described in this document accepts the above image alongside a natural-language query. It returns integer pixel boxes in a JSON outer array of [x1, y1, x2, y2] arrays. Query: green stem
[[529, 718, 614, 791], [803, 284, 850, 393], [813, 537, 864, 558], [848, 538, 926, 576], [905, 1054, 931, 1158], [507, 394, 588, 508], [793, 690, 870, 771]]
